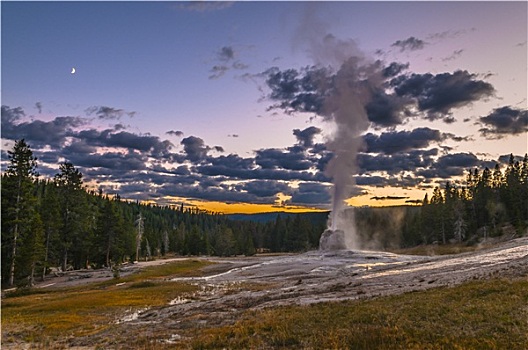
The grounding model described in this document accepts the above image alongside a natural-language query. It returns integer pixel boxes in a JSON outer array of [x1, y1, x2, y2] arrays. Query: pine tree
[[39, 181, 62, 278], [17, 213, 45, 286], [54, 162, 88, 270], [95, 199, 126, 267], [1, 140, 39, 286]]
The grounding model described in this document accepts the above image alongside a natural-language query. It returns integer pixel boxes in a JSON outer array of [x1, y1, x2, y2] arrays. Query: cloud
[[358, 149, 437, 175], [365, 90, 412, 127], [181, 136, 211, 162], [166, 130, 184, 137], [478, 106, 528, 138], [239, 180, 290, 198], [35, 102, 43, 114], [293, 126, 322, 147], [382, 61, 409, 78], [218, 46, 235, 61], [77, 128, 174, 155], [370, 196, 409, 201], [264, 66, 329, 114], [427, 28, 473, 41], [177, 1, 234, 12], [391, 36, 427, 52], [67, 151, 148, 172], [85, 106, 135, 120], [288, 182, 331, 206], [363, 128, 446, 154], [2, 105, 26, 124], [392, 70, 495, 120], [209, 45, 249, 79], [442, 49, 464, 62], [417, 152, 481, 179], [264, 64, 495, 126], [2, 112, 87, 148], [255, 148, 313, 171]]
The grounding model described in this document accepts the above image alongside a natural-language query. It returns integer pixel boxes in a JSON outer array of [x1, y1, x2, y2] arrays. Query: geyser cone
[[319, 229, 347, 251]]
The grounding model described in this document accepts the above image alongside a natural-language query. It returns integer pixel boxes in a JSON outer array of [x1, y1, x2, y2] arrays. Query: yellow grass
[[184, 278, 528, 350], [1, 259, 212, 343]]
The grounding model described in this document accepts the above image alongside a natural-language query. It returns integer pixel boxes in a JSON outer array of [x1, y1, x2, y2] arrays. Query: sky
[[2, 1, 527, 213]]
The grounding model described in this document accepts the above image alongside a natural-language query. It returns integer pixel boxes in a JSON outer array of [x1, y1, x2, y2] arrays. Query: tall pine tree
[[1, 139, 39, 286]]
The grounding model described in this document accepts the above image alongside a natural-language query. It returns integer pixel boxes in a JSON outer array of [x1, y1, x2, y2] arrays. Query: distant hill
[[228, 211, 329, 224]]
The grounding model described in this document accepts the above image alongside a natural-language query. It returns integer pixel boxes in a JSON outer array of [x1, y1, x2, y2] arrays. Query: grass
[[182, 277, 528, 350], [1, 259, 213, 344]]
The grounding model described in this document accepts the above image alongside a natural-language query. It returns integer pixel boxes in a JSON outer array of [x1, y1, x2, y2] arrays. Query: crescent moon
[[71, 68, 76, 74]]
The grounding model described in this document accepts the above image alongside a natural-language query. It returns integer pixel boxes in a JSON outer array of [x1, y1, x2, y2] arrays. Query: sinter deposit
[[319, 229, 347, 251]]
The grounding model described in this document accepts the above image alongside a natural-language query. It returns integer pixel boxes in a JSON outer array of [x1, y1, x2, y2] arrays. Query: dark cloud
[[35, 102, 43, 114], [391, 37, 427, 52], [218, 46, 235, 61], [264, 64, 495, 127], [166, 130, 184, 137], [355, 175, 388, 186], [2, 105, 26, 124], [255, 148, 313, 171], [358, 149, 437, 175], [381, 62, 409, 78], [107, 131, 173, 154], [76, 128, 174, 156], [478, 106, 528, 138], [293, 126, 322, 147], [209, 45, 249, 79], [2, 113, 86, 148], [181, 136, 210, 162], [239, 180, 290, 198], [417, 152, 481, 179], [365, 90, 412, 127], [67, 151, 148, 172], [264, 66, 329, 114], [442, 49, 464, 62], [288, 182, 331, 206], [62, 140, 97, 155], [371, 196, 409, 201], [392, 70, 495, 120], [363, 128, 446, 154], [85, 106, 135, 120], [210, 65, 230, 79]]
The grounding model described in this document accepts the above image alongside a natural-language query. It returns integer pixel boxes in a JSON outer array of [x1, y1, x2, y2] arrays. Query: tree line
[[1, 140, 325, 287], [402, 154, 528, 247], [356, 154, 528, 250]]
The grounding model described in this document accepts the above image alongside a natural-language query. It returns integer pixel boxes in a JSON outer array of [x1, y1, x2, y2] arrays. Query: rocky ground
[[64, 235, 528, 347]]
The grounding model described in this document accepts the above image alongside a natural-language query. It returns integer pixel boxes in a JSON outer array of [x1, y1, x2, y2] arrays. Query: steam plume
[[265, 8, 386, 249], [297, 24, 383, 249]]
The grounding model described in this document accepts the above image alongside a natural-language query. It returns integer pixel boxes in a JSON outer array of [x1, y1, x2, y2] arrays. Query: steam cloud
[[266, 18, 386, 249]]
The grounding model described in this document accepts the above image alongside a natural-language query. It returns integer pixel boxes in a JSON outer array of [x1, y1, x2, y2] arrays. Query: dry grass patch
[[184, 278, 528, 350], [1, 259, 212, 344]]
